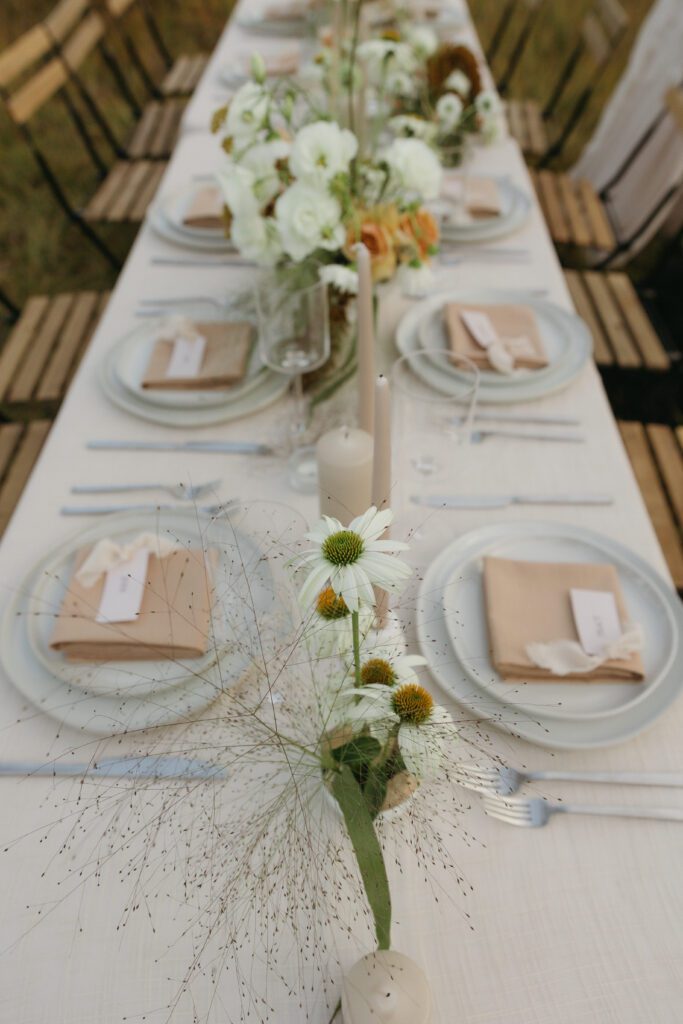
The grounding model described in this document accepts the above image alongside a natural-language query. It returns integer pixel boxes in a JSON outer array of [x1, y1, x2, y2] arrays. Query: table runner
[[0, 2, 681, 1021]]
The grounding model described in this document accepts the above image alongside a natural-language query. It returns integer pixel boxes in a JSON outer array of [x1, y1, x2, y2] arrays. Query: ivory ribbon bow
[[156, 315, 202, 344], [526, 623, 644, 676], [76, 534, 178, 589]]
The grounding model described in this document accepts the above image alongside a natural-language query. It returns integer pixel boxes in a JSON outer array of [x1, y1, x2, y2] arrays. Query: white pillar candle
[[371, 375, 392, 626], [356, 243, 375, 437], [316, 426, 374, 526]]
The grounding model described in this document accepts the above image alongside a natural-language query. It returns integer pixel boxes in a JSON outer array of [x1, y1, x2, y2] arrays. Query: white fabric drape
[[572, 0, 683, 256]]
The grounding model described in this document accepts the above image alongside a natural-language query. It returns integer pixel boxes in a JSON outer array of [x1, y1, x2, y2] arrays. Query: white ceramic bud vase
[[341, 950, 431, 1024]]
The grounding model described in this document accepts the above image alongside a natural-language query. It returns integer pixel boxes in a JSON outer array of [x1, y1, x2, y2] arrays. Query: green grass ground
[[0, 0, 654, 310]]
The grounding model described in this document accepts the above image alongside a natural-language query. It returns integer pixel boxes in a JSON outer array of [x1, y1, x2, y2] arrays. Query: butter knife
[[0, 756, 228, 780], [61, 502, 239, 516], [412, 494, 614, 509], [88, 440, 273, 454]]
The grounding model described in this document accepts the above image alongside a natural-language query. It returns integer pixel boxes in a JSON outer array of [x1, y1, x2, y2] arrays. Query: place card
[[570, 588, 623, 656], [460, 310, 499, 350], [96, 548, 150, 624], [165, 334, 206, 380]]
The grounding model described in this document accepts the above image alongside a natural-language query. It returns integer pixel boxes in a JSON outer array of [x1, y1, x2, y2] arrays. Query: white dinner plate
[[437, 177, 532, 243], [148, 190, 234, 253], [2, 509, 279, 734], [110, 314, 267, 411], [396, 289, 592, 404], [417, 522, 683, 749]]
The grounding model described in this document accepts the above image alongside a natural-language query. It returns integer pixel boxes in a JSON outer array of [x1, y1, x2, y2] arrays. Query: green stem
[[352, 609, 362, 688]]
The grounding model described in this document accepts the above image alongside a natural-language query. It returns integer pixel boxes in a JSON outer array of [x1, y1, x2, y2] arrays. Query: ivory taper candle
[[356, 243, 375, 436], [316, 426, 374, 526], [372, 375, 392, 626]]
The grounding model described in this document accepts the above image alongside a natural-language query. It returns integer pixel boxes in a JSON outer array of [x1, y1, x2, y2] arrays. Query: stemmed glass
[[255, 277, 331, 491]]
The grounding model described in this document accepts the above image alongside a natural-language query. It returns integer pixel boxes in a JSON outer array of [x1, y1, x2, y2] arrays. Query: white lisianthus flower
[[289, 121, 358, 185], [397, 262, 435, 298], [444, 69, 471, 96], [250, 52, 266, 84], [231, 213, 282, 266], [385, 69, 418, 99], [216, 163, 260, 219], [436, 92, 464, 131], [298, 507, 412, 611], [275, 181, 346, 261], [475, 91, 506, 144], [358, 40, 416, 85], [225, 81, 270, 139], [319, 263, 359, 294], [343, 683, 457, 779], [381, 138, 443, 201], [240, 139, 290, 205], [405, 25, 438, 60], [389, 115, 438, 143], [475, 90, 502, 117]]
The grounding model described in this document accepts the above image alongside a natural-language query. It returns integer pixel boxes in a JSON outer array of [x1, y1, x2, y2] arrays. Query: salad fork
[[482, 793, 683, 827], [457, 763, 683, 795]]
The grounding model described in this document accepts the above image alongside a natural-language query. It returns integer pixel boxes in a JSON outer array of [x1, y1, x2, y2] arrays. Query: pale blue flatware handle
[[0, 757, 228, 780]]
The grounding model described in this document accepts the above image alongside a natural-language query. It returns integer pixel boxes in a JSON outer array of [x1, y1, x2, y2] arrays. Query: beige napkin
[[50, 546, 216, 662], [142, 321, 253, 390], [445, 302, 548, 370], [442, 177, 501, 219], [483, 557, 645, 682], [182, 186, 224, 230]]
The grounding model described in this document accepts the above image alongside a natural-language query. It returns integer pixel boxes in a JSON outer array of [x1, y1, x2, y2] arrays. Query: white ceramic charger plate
[[396, 289, 592, 404], [417, 522, 683, 749], [148, 187, 235, 252], [438, 177, 532, 243], [2, 509, 278, 734]]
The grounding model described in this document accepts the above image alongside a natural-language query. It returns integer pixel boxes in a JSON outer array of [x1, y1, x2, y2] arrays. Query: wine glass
[[255, 277, 331, 491]]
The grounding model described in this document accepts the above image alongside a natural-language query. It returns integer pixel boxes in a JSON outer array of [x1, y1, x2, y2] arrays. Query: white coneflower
[[298, 507, 412, 612]]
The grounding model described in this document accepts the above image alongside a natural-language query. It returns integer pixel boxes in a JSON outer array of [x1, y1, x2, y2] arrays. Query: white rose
[[231, 213, 283, 266], [289, 121, 358, 185], [436, 92, 464, 131], [275, 181, 345, 261], [241, 139, 290, 205], [385, 69, 418, 99], [475, 90, 502, 116], [225, 81, 270, 139], [319, 263, 359, 294], [381, 138, 443, 201], [444, 69, 471, 96], [216, 163, 260, 219], [405, 26, 438, 60]]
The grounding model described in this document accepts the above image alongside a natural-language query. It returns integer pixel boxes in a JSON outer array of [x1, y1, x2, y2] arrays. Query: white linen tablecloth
[[0, 4, 681, 1023]]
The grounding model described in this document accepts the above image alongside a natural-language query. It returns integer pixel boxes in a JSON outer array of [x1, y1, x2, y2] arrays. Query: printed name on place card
[[96, 548, 150, 623], [570, 588, 623, 656], [165, 334, 207, 379], [460, 310, 499, 349]]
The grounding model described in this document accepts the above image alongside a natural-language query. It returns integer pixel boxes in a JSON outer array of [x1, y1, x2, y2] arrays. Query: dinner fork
[[482, 793, 683, 826], [458, 763, 683, 795], [71, 480, 221, 501], [0, 756, 228, 781]]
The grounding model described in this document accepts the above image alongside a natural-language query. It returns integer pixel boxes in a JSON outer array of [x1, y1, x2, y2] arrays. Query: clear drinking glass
[[255, 278, 331, 490], [391, 349, 480, 492]]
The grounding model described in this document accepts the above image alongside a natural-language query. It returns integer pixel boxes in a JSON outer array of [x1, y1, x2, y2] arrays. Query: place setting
[[434, 173, 532, 244]]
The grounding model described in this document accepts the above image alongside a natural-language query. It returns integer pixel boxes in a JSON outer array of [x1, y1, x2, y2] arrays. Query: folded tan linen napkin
[[50, 546, 215, 662], [442, 177, 501, 219], [142, 321, 253, 390], [445, 302, 548, 370], [483, 556, 645, 682], [182, 186, 224, 230]]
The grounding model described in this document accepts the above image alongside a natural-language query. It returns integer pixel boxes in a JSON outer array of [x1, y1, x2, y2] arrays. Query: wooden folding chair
[[0, 420, 53, 538], [506, 0, 628, 163]]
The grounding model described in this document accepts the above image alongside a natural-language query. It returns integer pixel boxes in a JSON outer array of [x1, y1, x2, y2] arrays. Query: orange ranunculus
[[398, 209, 440, 260], [345, 215, 397, 283]]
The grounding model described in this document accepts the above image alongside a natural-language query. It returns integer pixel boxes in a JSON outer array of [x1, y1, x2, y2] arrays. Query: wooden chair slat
[[44, 0, 90, 44], [106, 159, 153, 221], [60, 11, 106, 73], [127, 101, 162, 159], [596, 0, 629, 42], [6, 57, 69, 124], [524, 99, 547, 157], [0, 296, 51, 399], [37, 290, 101, 402], [619, 421, 683, 588], [129, 161, 165, 221], [0, 421, 51, 537], [0, 424, 24, 478], [9, 294, 75, 402], [161, 54, 190, 95], [150, 99, 182, 157], [536, 170, 571, 244], [607, 273, 670, 371], [0, 24, 51, 89], [106, 0, 137, 16], [576, 178, 616, 250], [647, 425, 683, 529], [563, 270, 613, 366], [665, 86, 683, 139], [83, 160, 131, 219], [582, 11, 610, 66], [583, 271, 640, 368], [187, 54, 208, 89], [556, 174, 592, 247], [506, 100, 529, 151]]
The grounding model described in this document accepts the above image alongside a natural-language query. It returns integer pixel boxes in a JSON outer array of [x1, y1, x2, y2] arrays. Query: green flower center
[[316, 586, 350, 620], [361, 658, 397, 687], [392, 683, 433, 724], [322, 530, 364, 566]]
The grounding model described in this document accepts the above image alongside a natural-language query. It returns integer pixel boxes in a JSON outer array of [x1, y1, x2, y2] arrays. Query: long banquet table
[[1, 1, 682, 1021]]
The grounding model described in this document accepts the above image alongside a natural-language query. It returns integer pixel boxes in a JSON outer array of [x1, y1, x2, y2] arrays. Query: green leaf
[[364, 766, 388, 820], [332, 764, 392, 950], [331, 735, 381, 768]]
